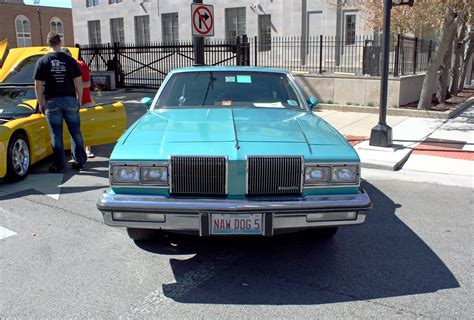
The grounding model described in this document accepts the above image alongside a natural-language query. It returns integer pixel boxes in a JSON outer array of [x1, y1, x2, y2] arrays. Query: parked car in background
[[0, 47, 127, 181], [97, 67, 371, 241]]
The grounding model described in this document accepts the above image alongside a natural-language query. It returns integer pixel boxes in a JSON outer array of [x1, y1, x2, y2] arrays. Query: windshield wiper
[[201, 72, 216, 106]]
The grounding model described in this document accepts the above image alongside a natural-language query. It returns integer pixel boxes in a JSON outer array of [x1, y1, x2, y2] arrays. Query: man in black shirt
[[33, 32, 87, 172]]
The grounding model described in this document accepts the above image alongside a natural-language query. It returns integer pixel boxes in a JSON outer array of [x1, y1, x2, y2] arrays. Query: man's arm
[[73, 76, 83, 105], [34, 80, 46, 114]]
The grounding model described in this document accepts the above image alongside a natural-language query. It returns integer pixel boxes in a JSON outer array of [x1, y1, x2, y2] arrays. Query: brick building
[[0, 0, 74, 50]]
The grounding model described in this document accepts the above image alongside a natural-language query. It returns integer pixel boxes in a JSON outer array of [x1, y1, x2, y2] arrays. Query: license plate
[[210, 213, 263, 235]]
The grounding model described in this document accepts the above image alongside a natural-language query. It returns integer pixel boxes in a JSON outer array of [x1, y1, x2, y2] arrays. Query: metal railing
[[249, 35, 434, 76], [78, 34, 434, 89]]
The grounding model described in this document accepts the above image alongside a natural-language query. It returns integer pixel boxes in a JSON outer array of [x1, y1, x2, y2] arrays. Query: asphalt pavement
[[1, 89, 473, 318], [1, 173, 472, 318]]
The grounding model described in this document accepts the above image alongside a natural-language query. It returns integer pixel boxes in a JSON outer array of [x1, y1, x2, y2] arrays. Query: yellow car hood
[[0, 46, 79, 83]]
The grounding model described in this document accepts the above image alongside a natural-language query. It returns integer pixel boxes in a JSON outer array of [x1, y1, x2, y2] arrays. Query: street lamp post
[[369, 0, 414, 147]]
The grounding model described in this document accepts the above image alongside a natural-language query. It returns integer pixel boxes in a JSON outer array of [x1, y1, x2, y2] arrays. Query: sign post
[[191, 1, 214, 65]]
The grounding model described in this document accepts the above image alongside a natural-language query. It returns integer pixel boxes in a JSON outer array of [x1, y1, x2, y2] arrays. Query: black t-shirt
[[33, 52, 82, 100]]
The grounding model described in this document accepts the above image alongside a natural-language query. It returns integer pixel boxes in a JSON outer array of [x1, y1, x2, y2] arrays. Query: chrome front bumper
[[97, 190, 372, 235]]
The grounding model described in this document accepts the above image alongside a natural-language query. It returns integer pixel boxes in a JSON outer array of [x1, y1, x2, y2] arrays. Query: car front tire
[[6, 133, 30, 182], [126, 228, 161, 241]]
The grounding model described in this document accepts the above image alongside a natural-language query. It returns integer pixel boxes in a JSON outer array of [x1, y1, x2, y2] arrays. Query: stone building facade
[[72, 0, 374, 45], [0, 0, 74, 49]]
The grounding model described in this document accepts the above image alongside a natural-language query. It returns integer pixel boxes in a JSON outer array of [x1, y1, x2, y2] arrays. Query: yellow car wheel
[[6, 133, 30, 181]]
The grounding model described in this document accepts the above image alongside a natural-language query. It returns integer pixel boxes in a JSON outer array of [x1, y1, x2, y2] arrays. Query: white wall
[[72, 0, 375, 45]]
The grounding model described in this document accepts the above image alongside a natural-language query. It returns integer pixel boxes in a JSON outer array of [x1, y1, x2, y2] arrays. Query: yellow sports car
[[0, 46, 126, 181]]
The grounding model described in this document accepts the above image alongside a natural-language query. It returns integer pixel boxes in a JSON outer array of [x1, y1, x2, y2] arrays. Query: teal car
[[97, 67, 371, 241]]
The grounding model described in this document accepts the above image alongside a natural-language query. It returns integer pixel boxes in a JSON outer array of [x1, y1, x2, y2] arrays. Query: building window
[[161, 12, 179, 43], [50, 17, 64, 42], [86, 0, 99, 7], [15, 15, 32, 47], [258, 14, 271, 51], [88, 20, 101, 45], [225, 7, 246, 40], [109, 0, 122, 3], [345, 14, 356, 45], [134, 15, 150, 45], [110, 18, 125, 44]]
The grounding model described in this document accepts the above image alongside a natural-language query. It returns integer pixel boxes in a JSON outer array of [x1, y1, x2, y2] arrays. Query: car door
[[79, 102, 126, 147]]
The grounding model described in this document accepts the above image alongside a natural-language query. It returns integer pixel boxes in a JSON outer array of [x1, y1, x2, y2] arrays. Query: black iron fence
[[249, 35, 434, 76], [79, 34, 434, 89], [80, 37, 249, 89]]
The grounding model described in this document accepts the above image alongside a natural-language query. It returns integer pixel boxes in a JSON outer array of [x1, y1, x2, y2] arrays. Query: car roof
[[170, 66, 290, 75]]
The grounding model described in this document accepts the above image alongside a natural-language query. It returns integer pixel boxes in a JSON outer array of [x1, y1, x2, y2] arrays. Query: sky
[[23, 0, 71, 8]]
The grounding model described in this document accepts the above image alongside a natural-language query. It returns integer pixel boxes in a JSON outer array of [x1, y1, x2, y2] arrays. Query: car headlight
[[141, 166, 168, 184], [112, 165, 140, 183], [304, 166, 331, 185], [331, 165, 359, 184]]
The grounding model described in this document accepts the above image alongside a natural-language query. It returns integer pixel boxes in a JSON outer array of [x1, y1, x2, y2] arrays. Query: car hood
[[122, 108, 346, 146]]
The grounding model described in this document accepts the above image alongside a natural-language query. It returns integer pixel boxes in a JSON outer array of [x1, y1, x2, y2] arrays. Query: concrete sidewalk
[[317, 102, 474, 183]]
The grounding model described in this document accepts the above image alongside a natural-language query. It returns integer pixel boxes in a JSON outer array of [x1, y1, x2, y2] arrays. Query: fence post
[[319, 35, 323, 74], [236, 36, 242, 66], [112, 42, 123, 88], [393, 34, 400, 77], [242, 34, 250, 66], [413, 37, 418, 75], [254, 36, 258, 66]]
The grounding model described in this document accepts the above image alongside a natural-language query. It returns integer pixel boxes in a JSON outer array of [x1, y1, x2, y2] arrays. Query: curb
[[318, 96, 474, 119]]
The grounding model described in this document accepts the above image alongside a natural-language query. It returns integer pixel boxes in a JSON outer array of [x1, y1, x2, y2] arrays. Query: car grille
[[247, 156, 303, 196], [170, 156, 227, 195]]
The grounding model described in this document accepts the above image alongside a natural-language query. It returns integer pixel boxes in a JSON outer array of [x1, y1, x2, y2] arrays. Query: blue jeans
[[45, 96, 87, 170]]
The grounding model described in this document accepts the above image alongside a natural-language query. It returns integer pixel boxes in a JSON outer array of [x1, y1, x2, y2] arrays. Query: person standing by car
[[33, 32, 87, 172], [65, 46, 95, 158]]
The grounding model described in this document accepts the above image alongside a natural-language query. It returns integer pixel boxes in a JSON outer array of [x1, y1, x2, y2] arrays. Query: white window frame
[[88, 20, 102, 45], [134, 15, 150, 45], [225, 7, 246, 40], [110, 17, 125, 44], [161, 12, 179, 43], [86, 0, 99, 8], [50, 17, 65, 42], [15, 15, 32, 48]]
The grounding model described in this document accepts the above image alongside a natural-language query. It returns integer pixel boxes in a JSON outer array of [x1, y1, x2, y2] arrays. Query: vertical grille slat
[[247, 156, 303, 196], [171, 156, 226, 195]]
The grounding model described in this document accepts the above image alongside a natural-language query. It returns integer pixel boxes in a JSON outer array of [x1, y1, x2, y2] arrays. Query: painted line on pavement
[[0, 226, 17, 240]]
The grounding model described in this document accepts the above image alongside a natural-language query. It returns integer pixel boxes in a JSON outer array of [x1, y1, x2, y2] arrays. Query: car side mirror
[[140, 97, 152, 111], [307, 97, 319, 110]]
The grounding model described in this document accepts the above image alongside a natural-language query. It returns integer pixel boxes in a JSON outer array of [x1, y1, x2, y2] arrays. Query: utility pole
[[193, 0, 205, 65], [33, 0, 44, 46], [369, 0, 414, 147]]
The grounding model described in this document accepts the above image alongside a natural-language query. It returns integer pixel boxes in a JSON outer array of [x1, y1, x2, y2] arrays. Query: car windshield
[[0, 87, 37, 118], [156, 71, 305, 109], [2, 55, 42, 84]]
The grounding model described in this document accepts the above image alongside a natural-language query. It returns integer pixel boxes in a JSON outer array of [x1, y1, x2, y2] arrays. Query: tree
[[459, 31, 474, 89]]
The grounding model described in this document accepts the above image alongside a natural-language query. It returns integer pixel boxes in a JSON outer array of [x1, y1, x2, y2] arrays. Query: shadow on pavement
[[135, 180, 459, 305]]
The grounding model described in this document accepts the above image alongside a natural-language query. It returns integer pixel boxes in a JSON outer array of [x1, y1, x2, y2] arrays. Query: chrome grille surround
[[170, 156, 227, 195], [247, 156, 304, 196]]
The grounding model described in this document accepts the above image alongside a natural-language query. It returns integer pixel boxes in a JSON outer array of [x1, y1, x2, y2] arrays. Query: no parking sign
[[191, 3, 214, 37]]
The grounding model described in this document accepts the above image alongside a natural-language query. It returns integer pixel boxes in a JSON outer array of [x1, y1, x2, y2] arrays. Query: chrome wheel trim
[[12, 138, 29, 176]]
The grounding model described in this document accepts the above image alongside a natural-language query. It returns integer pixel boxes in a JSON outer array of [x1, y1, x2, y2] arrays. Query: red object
[[78, 60, 92, 105]]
